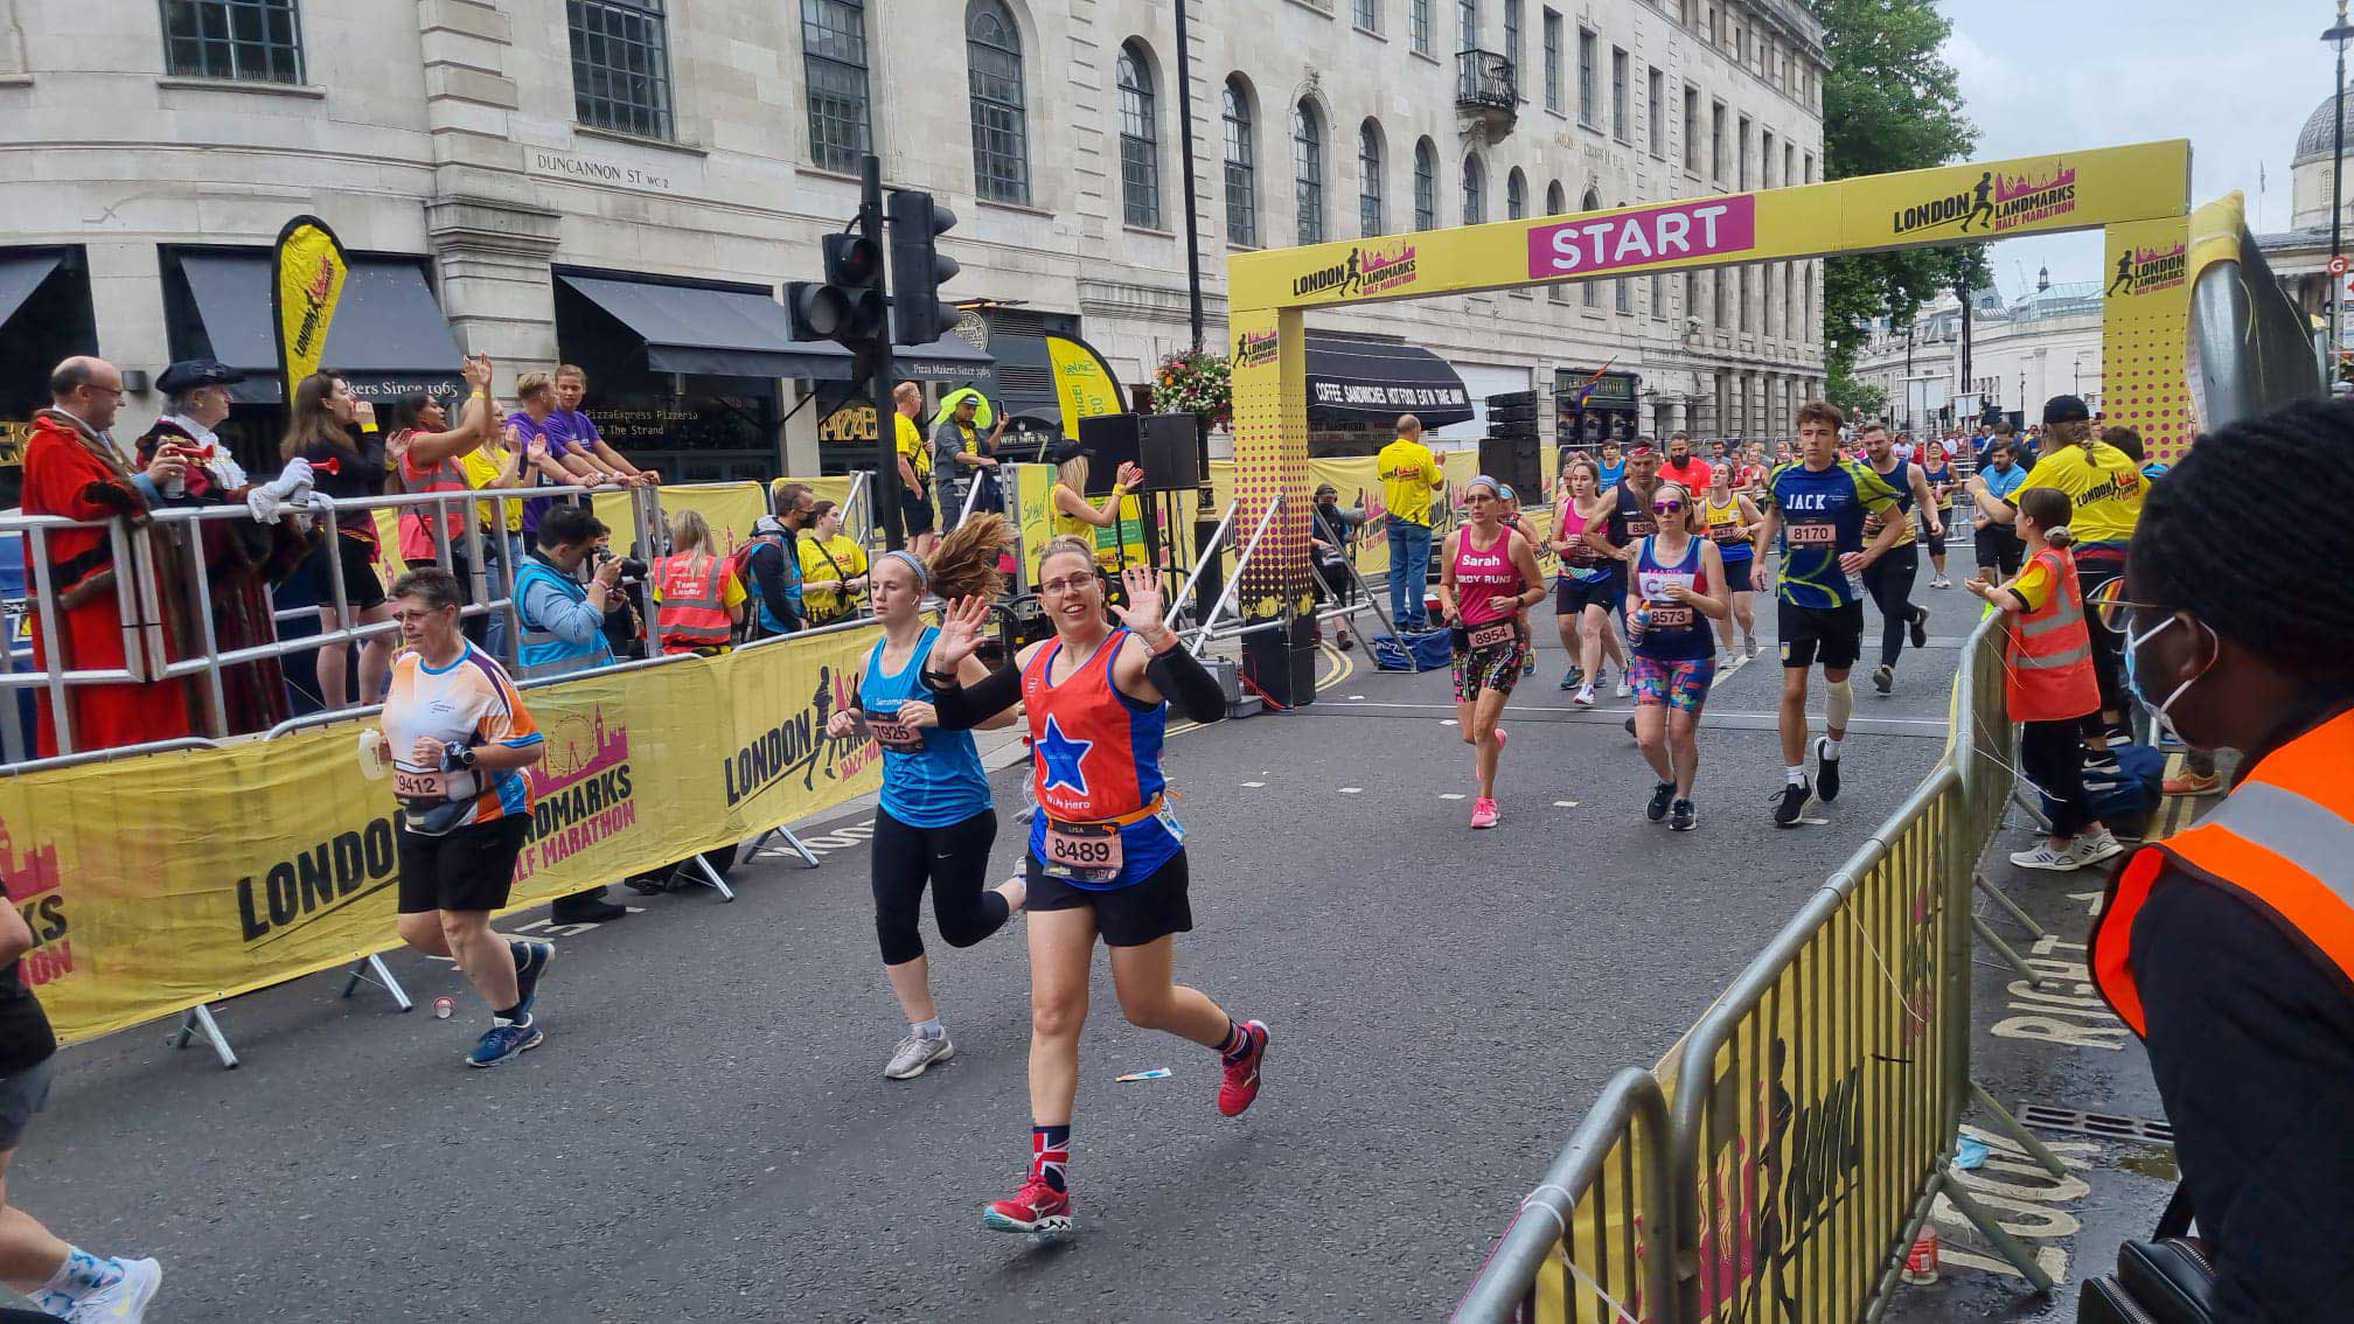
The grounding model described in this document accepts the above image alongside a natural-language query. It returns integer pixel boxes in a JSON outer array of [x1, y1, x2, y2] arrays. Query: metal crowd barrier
[[1454, 611, 2063, 1323]]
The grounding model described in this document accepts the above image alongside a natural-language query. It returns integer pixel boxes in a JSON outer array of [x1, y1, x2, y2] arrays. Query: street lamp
[[2327, 2, 2354, 365]]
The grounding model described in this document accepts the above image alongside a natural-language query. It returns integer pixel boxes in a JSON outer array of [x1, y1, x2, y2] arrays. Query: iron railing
[[1457, 49, 1518, 112]]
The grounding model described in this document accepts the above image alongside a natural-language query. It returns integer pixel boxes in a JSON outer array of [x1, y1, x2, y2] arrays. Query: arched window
[[1294, 100, 1326, 244], [1461, 154, 1485, 225], [1581, 186, 1603, 306], [1358, 120, 1384, 236], [966, 1, 1029, 204], [1223, 78, 1257, 247], [1413, 138, 1438, 230], [1546, 181, 1567, 300], [1117, 42, 1161, 228], [1506, 167, 1527, 220]]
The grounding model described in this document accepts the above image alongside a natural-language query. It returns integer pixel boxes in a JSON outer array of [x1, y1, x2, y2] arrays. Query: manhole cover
[[2016, 1103, 2174, 1145]]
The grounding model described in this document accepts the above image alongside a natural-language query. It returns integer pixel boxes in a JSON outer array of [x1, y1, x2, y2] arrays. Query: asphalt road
[[24, 553, 1996, 1323]]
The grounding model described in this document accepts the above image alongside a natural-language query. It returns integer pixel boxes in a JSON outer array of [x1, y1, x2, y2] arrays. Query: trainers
[[509, 940, 555, 1018], [1646, 780, 1676, 822], [1470, 796, 1499, 829], [2009, 842, 2084, 872], [1669, 798, 1698, 832], [62, 1256, 161, 1324], [1218, 1020, 1270, 1117], [1814, 737, 1842, 803], [983, 1175, 1073, 1235], [1572, 685, 1597, 708], [466, 1015, 544, 1067], [884, 1030, 955, 1080], [1559, 666, 1583, 691], [1614, 674, 1632, 698], [2162, 770, 2222, 796], [1908, 606, 1929, 650], [1773, 778, 1812, 828], [1744, 636, 1760, 659], [1872, 663, 1894, 695], [1931, 576, 1952, 589], [2073, 828, 2125, 866]]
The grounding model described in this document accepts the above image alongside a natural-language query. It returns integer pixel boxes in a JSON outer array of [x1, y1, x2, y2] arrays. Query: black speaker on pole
[[1077, 412, 1202, 494], [1075, 413, 1142, 495]]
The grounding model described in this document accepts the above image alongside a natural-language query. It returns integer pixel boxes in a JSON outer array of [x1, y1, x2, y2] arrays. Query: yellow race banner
[[270, 215, 351, 403], [3, 627, 885, 1046]]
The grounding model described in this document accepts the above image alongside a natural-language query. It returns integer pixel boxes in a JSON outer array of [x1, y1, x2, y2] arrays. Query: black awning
[[893, 331, 994, 384], [556, 273, 845, 380], [0, 253, 62, 335], [1304, 334, 1473, 427], [172, 251, 465, 404]]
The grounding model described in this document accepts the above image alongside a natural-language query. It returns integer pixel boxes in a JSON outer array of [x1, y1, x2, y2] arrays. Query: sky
[[1939, 0, 2331, 300]]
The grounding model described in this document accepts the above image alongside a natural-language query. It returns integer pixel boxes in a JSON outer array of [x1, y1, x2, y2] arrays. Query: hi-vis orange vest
[[2092, 707, 2354, 1038], [653, 552, 731, 653], [2004, 546, 2101, 723]]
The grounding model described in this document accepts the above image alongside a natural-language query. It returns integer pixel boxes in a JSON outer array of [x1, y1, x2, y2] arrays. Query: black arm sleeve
[[1146, 643, 1228, 725], [929, 664, 1022, 731]]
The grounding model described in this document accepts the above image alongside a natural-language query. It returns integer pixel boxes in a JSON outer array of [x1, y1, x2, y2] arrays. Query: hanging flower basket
[[1154, 349, 1232, 429]]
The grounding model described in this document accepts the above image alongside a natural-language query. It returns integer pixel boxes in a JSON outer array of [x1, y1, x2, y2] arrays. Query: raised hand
[[1108, 564, 1168, 641], [930, 594, 992, 669], [1114, 461, 1144, 491], [461, 355, 493, 391]]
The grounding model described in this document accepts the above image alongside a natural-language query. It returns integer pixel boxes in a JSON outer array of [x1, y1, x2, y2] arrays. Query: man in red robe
[[22, 357, 197, 757]]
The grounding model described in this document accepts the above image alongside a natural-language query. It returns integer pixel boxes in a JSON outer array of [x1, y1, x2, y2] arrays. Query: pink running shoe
[[1470, 796, 1500, 828]]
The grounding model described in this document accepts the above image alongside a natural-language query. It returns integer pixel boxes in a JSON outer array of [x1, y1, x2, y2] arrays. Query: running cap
[[2041, 394, 2091, 425]]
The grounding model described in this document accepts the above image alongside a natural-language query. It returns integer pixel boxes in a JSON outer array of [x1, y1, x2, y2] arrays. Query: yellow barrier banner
[[601, 481, 769, 554], [6, 628, 885, 1046]]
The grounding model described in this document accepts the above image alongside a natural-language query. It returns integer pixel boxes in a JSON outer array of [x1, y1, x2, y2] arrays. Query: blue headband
[[879, 548, 928, 587]]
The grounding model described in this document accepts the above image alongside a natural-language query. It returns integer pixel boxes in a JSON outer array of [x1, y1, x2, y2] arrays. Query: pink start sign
[[1525, 196, 1759, 281]]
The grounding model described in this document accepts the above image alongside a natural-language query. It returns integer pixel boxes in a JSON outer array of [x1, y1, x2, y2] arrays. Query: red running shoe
[[1217, 1019, 1271, 1117], [982, 1175, 1073, 1234]]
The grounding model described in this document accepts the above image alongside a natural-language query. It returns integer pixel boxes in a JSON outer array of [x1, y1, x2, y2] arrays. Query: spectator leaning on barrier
[[506, 372, 594, 539], [742, 483, 813, 638], [283, 369, 397, 711], [2087, 399, 2354, 1321], [390, 357, 499, 643], [651, 509, 744, 656], [550, 365, 655, 487], [796, 499, 870, 626], [22, 355, 199, 757]]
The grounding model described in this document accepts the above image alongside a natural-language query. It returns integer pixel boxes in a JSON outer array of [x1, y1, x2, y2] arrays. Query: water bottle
[[1628, 600, 1651, 645]]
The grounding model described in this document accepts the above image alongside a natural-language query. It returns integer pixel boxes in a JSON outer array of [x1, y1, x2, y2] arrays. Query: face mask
[[2121, 612, 2214, 746]]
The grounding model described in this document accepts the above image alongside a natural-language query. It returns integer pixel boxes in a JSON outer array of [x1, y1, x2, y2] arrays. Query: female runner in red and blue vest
[[1624, 482, 1730, 831], [921, 543, 1259, 1236]]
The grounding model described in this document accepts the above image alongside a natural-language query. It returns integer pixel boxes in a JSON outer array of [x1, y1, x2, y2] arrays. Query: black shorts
[[308, 533, 388, 612], [1555, 567, 1623, 616], [0, 1057, 52, 1150], [1024, 848, 1193, 948], [1777, 598, 1865, 671], [397, 816, 529, 914], [900, 490, 937, 536]]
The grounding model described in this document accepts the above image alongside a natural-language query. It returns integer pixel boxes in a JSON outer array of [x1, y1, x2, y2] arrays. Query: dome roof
[[2296, 93, 2354, 167]]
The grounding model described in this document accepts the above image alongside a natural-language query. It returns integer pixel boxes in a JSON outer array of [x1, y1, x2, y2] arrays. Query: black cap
[[1314, 482, 1339, 499], [155, 359, 246, 396], [2041, 394, 2091, 425]]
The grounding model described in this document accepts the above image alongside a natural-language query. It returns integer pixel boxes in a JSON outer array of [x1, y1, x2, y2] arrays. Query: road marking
[[1554, 800, 1580, 808], [1241, 780, 1266, 788], [1337, 787, 1363, 794], [1439, 793, 1466, 800]]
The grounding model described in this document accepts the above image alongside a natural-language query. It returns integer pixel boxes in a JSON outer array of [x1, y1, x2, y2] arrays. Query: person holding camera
[[510, 507, 627, 926]]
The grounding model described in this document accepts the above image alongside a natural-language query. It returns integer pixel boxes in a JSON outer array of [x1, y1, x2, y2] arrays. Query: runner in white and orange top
[[375, 565, 554, 1069]]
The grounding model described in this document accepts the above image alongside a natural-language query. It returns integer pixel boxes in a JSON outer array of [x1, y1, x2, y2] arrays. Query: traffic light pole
[[861, 154, 903, 551]]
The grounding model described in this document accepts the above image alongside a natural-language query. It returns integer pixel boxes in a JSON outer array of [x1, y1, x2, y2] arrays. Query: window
[[1458, 0, 1477, 49], [1713, 267, 1727, 327], [1542, 10, 1562, 112], [1804, 151, 1815, 184], [1503, 0, 1522, 99], [1547, 181, 1567, 301], [1784, 264, 1797, 338], [1650, 272, 1665, 320], [1761, 129, 1775, 188], [1117, 42, 1162, 228], [803, 0, 872, 173], [1577, 27, 1597, 126], [1414, 138, 1438, 229], [1356, 0, 1379, 31], [1610, 48, 1628, 142], [1224, 79, 1258, 246], [1506, 167, 1526, 219], [1461, 153, 1485, 225], [1410, 0, 1431, 52], [1295, 100, 1326, 244], [1359, 120, 1385, 236], [1683, 270, 1696, 323], [1710, 100, 1726, 181], [1785, 143, 1797, 191], [1646, 67, 1664, 157], [1709, 4, 1722, 45], [1682, 85, 1699, 172], [1737, 114, 1751, 190], [1581, 187, 1602, 306], [1740, 265, 1754, 333], [966, 1, 1029, 204], [1615, 265, 1631, 314], [163, 0, 304, 84], [569, 0, 674, 139]]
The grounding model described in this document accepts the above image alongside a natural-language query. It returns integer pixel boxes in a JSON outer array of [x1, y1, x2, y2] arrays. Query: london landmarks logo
[[1892, 162, 2078, 239], [2108, 241, 2187, 297]]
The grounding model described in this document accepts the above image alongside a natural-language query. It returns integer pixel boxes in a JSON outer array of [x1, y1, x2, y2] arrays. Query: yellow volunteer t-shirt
[[2014, 442, 2145, 545], [456, 445, 524, 533], [2009, 556, 2056, 612], [797, 533, 869, 620], [1376, 437, 1443, 528], [895, 412, 931, 487]]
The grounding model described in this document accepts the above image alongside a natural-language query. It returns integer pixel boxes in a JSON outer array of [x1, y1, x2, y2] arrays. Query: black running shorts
[[397, 815, 529, 914], [1024, 848, 1193, 948], [1777, 598, 1864, 671], [1555, 572, 1620, 615]]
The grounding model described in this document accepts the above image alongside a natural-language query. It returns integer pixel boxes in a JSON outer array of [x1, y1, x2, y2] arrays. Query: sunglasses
[[1652, 500, 1685, 514]]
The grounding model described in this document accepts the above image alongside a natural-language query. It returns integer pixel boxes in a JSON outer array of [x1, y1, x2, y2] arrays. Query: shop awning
[[1303, 334, 1473, 428], [0, 253, 62, 335], [172, 251, 466, 404], [556, 273, 844, 380]]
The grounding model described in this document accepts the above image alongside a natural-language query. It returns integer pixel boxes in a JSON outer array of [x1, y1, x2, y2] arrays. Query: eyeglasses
[[1652, 500, 1685, 514], [1039, 573, 1097, 596], [2085, 577, 2161, 633]]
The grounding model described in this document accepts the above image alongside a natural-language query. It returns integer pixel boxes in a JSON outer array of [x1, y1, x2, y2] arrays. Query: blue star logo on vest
[[1035, 715, 1093, 796]]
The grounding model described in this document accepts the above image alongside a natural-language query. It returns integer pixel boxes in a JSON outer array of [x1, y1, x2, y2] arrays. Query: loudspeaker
[[1478, 437, 1543, 497], [1137, 412, 1202, 492], [1076, 413, 1142, 495]]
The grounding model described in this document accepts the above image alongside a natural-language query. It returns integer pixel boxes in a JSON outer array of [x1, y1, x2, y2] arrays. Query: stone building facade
[[1853, 282, 2105, 434], [0, 0, 1827, 481]]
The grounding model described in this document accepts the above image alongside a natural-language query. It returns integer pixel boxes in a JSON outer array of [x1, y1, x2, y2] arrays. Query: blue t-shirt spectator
[[1978, 458, 2029, 505]]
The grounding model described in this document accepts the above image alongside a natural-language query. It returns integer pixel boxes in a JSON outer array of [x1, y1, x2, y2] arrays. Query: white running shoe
[[2009, 842, 2083, 872], [2073, 828, 2125, 866], [1614, 676, 1632, 698], [1744, 636, 1760, 659], [1573, 685, 1597, 708], [64, 1257, 161, 1324], [884, 1031, 955, 1080]]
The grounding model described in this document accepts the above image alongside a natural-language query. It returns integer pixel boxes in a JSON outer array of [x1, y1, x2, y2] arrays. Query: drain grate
[[2016, 1103, 2175, 1145]]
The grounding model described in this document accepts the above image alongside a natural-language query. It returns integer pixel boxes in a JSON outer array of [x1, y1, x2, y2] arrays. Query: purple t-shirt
[[506, 410, 566, 535], [545, 408, 602, 458]]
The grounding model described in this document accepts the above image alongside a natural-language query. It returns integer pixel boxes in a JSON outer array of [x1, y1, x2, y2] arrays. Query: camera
[[594, 549, 649, 583]]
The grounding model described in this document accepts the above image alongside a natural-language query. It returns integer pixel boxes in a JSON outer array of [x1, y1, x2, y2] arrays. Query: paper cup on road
[[357, 729, 391, 780]]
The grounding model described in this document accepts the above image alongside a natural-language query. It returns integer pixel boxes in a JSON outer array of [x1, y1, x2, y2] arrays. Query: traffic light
[[788, 229, 885, 347], [887, 189, 960, 347]]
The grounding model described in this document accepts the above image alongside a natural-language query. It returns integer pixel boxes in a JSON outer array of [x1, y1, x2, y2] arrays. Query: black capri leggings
[[1860, 542, 1921, 670], [2020, 715, 2098, 840], [871, 806, 1010, 967]]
